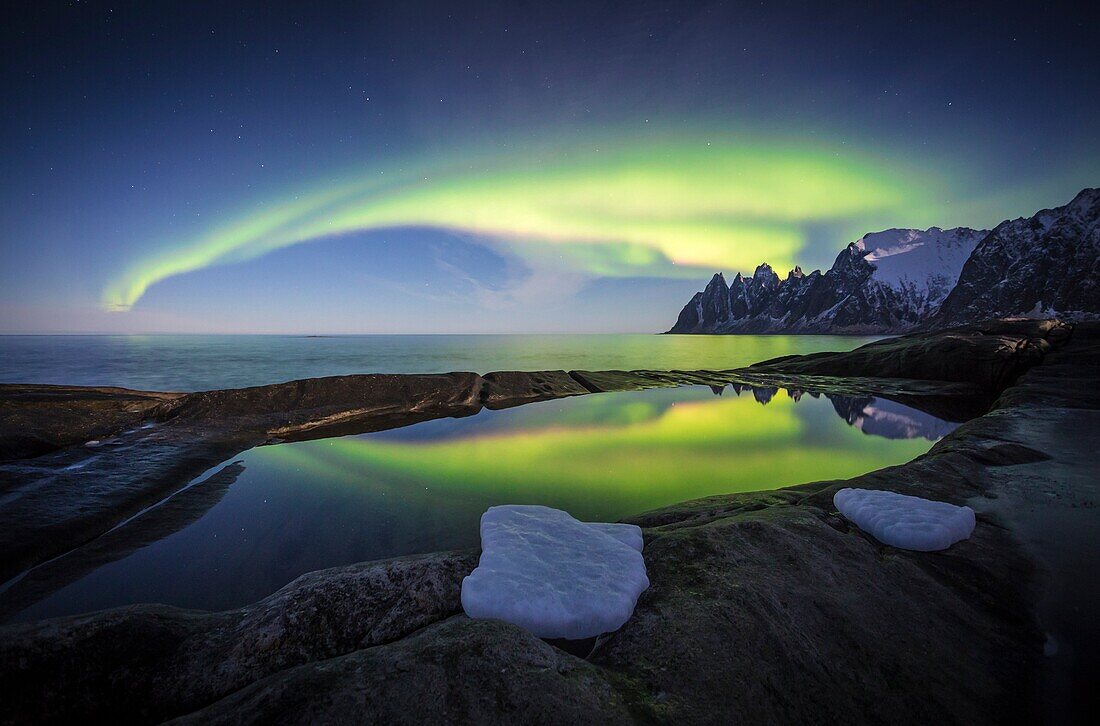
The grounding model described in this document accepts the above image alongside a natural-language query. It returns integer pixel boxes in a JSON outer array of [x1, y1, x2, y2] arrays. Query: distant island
[[667, 188, 1100, 334]]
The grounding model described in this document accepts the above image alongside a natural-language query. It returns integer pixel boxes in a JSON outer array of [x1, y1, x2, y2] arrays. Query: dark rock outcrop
[[0, 552, 478, 724], [935, 188, 1100, 325], [749, 319, 1071, 392], [0, 385, 183, 460], [172, 617, 640, 725]]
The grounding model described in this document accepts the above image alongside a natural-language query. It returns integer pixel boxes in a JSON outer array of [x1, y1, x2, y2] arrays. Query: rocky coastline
[[1, 318, 1095, 723]]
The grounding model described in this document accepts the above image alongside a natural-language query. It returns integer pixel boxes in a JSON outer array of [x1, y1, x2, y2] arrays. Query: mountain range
[[667, 188, 1100, 334]]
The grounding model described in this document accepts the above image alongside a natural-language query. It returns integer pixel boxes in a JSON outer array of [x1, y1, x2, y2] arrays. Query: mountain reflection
[[715, 383, 958, 441]]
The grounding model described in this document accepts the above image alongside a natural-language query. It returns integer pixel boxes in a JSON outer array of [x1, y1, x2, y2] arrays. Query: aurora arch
[[102, 133, 945, 311]]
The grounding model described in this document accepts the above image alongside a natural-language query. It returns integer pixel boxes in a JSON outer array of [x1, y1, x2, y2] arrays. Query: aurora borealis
[[3, 1, 1098, 333], [256, 385, 935, 518], [102, 133, 939, 311]]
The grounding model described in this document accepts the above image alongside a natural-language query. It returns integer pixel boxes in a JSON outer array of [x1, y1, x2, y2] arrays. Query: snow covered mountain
[[668, 227, 986, 334], [934, 188, 1100, 325], [667, 188, 1100, 334], [857, 227, 985, 316]]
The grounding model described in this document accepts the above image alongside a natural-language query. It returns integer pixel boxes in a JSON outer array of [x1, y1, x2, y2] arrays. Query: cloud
[[431, 236, 588, 311]]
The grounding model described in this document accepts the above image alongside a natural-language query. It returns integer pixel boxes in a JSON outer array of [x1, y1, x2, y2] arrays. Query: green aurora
[[256, 390, 933, 520], [102, 132, 952, 312]]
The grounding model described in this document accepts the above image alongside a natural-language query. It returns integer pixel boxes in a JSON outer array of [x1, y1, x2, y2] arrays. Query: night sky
[[2, 1, 1098, 333]]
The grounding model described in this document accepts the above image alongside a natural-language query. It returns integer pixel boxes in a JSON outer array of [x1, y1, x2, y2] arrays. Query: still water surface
[[0, 334, 878, 391], [6, 382, 957, 622]]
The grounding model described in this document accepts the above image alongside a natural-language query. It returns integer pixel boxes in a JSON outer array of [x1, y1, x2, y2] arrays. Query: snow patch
[[857, 227, 987, 310], [586, 521, 645, 552], [834, 488, 976, 551], [461, 505, 649, 639], [1019, 300, 1059, 319]]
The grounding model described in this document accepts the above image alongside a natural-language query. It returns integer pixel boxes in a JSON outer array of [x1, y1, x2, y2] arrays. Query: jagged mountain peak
[[1068, 186, 1100, 212], [834, 242, 867, 265], [856, 226, 984, 261], [752, 263, 780, 288], [1012, 187, 1098, 224], [935, 187, 1100, 325], [667, 188, 1099, 334]]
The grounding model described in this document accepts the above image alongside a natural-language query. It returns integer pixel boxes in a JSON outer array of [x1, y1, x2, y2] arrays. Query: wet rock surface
[[0, 462, 246, 622], [0, 384, 183, 460], [0, 370, 593, 582], [0, 551, 478, 723], [750, 318, 1070, 391], [0, 318, 1095, 723], [602, 480, 1035, 723], [170, 617, 640, 726]]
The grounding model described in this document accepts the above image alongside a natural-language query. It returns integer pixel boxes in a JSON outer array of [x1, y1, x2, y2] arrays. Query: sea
[[0, 333, 880, 391]]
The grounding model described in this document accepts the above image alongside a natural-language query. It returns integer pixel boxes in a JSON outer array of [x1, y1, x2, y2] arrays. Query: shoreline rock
[[0, 333, 1010, 585], [0, 318, 1095, 722], [0, 552, 478, 724]]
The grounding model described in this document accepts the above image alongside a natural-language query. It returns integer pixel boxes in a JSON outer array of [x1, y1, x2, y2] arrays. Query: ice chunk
[[586, 521, 644, 552], [834, 488, 976, 551], [461, 505, 649, 640]]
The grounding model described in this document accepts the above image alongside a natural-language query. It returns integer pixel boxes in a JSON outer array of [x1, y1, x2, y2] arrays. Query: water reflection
[[3, 384, 960, 622], [721, 383, 959, 441], [826, 394, 958, 441]]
